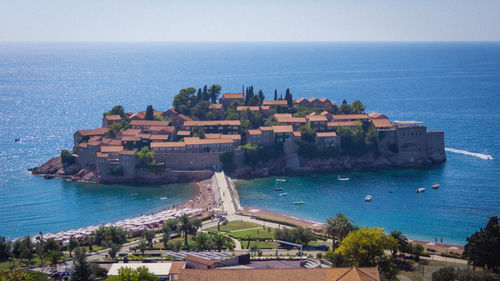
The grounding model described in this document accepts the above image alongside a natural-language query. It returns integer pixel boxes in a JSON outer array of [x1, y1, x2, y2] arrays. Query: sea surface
[[0, 42, 499, 244]]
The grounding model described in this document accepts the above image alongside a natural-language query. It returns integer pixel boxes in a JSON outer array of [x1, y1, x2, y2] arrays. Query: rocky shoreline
[[30, 151, 445, 184]]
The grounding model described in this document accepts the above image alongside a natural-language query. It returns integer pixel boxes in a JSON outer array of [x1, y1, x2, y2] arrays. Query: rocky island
[[30, 85, 446, 184]]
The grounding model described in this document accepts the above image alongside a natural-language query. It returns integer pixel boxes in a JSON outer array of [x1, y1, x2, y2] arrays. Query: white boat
[[279, 193, 288, 196], [160, 197, 168, 200], [276, 179, 287, 182], [293, 201, 304, 205], [432, 183, 440, 189], [273, 187, 283, 191], [365, 195, 372, 201], [338, 176, 350, 181], [416, 187, 426, 193]]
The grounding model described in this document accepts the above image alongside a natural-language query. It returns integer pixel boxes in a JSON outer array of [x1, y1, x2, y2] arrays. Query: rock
[[29, 157, 63, 175]]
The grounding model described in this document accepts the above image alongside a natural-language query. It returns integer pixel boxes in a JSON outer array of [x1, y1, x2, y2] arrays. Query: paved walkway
[[214, 171, 236, 215]]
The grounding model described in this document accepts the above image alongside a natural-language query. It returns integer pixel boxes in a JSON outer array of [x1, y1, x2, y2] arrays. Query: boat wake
[[445, 147, 493, 160]]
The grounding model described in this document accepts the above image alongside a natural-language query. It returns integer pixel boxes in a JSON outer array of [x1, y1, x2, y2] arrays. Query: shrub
[[61, 149, 76, 165], [219, 152, 235, 171]]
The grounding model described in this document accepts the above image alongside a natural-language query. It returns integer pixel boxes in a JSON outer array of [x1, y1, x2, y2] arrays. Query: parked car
[[314, 244, 330, 251]]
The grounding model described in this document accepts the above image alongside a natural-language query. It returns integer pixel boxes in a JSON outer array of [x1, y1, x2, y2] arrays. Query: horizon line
[[1, 40, 500, 43]]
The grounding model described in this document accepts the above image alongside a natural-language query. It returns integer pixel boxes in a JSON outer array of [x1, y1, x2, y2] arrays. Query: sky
[[1, 0, 499, 42]]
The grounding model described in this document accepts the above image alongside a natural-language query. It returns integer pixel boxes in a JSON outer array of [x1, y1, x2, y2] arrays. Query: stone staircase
[[300, 258, 321, 268]]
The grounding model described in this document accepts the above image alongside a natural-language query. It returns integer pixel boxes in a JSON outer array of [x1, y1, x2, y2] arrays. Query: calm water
[[1, 42, 499, 243]]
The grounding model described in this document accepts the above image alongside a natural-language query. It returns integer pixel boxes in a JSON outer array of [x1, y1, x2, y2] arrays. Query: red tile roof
[[209, 104, 223, 109], [122, 129, 141, 136], [175, 114, 193, 122], [104, 115, 121, 121], [119, 150, 136, 155], [295, 97, 306, 103], [248, 129, 262, 135], [77, 128, 108, 136], [130, 120, 170, 126], [176, 130, 191, 136], [307, 115, 328, 122], [222, 93, 244, 99], [333, 114, 369, 121], [263, 100, 287, 106], [184, 120, 240, 126], [308, 97, 319, 102], [272, 125, 294, 133], [100, 146, 123, 153], [149, 135, 170, 140], [151, 142, 186, 148], [368, 112, 388, 119], [183, 137, 234, 145], [317, 132, 338, 137], [371, 118, 393, 128], [237, 106, 260, 111], [327, 121, 360, 127]]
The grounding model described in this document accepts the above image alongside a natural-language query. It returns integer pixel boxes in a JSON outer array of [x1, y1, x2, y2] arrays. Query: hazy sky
[[1, 0, 499, 41]]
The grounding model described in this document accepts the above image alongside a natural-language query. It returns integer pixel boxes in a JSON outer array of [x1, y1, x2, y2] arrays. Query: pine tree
[[145, 105, 154, 120], [274, 89, 278, 100], [70, 248, 93, 281]]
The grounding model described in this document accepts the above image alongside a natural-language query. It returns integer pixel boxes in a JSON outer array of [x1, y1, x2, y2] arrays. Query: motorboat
[[160, 197, 168, 200], [293, 201, 304, 205], [338, 175, 350, 181], [14, 138, 20, 142], [432, 183, 440, 189], [416, 187, 426, 193], [389, 190, 395, 193], [365, 195, 372, 201], [273, 188, 283, 191], [276, 179, 287, 182], [279, 193, 288, 196]]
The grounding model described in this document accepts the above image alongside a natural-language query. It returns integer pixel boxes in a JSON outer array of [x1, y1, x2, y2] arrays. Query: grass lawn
[[205, 221, 261, 233], [239, 239, 276, 249], [228, 228, 275, 240]]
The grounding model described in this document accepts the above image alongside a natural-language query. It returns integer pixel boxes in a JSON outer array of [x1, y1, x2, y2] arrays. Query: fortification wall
[[155, 152, 223, 170], [396, 126, 428, 163], [426, 131, 446, 162]]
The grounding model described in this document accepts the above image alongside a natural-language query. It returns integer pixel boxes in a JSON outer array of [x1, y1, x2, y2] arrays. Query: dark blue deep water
[[0, 42, 499, 244]]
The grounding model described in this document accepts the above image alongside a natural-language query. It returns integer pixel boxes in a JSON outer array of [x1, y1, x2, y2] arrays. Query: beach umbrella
[[449, 246, 459, 250], [426, 242, 435, 246]]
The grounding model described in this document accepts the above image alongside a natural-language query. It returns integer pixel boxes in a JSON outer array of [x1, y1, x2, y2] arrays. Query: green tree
[[463, 216, 500, 270], [274, 227, 314, 246], [326, 213, 356, 245], [70, 248, 92, 281], [104, 105, 128, 119], [68, 237, 79, 257], [138, 240, 147, 255], [47, 250, 63, 266], [20, 236, 33, 264], [432, 267, 457, 281], [299, 125, 316, 143], [162, 232, 170, 249], [173, 87, 196, 115], [274, 89, 278, 100], [163, 219, 178, 233], [167, 240, 182, 252], [217, 217, 228, 232], [335, 227, 398, 267], [219, 152, 234, 171], [107, 242, 121, 259], [177, 214, 200, 247], [389, 231, 408, 257], [12, 239, 21, 263], [284, 88, 293, 107], [191, 126, 206, 139], [192, 233, 210, 252], [351, 100, 366, 114], [208, 84, 222, 104], [61, 150, 76, 165], [0, 270, 35, 281], [211, 233, 229, 252], [145, 230, 155, 247], [257, 90, 265, 105], [145, 105, 154, 120], [106, 266, 159, 281], [340, 100, 353, 114], [135, 147, 156, 168], [191, 100, 211, 120], [0, 236, 11, 260]]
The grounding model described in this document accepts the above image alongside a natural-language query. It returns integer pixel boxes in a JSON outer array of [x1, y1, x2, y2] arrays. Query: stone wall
[[426, 130, 446, 162], [155, 152, 224, 170]]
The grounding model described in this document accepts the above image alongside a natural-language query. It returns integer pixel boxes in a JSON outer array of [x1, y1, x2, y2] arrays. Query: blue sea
[[0, 42, 499, 244]]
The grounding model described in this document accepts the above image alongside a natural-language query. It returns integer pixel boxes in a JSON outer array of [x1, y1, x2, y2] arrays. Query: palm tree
[[217, 217, 228, 232], [178, 214, 193, 247], [326, 213, 356, 247], [390, 231, 408, 257], [192, 233, 210, 252], [212, 233, 228, 252]]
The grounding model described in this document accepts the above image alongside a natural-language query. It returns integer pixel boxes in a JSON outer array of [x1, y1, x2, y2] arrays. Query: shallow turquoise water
[[0, 42, 499, 243]]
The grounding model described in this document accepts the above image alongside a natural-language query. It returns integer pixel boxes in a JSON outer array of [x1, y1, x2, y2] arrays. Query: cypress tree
[[202, 85, 209, 101], [145, 105, 154, 120], [258, 90, 265, 105], [70, 248, 93, 281], [274, 89, 278, 100], [285, 88, 293, 107]]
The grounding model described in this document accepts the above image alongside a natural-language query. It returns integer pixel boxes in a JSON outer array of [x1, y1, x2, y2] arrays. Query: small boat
[[14, 138, 20, 142], [389, 190, 395, 193], [365, 195, 372, 201], [338, 175, 350, 181], [276, 179, 287, 182], [274, 188, 283, 191], [293, 201, 304, 205], [160, 197, 168, 200], [416, 187, 426, 193], [279, 193, 288, 196], [432, 183, 440, 189]]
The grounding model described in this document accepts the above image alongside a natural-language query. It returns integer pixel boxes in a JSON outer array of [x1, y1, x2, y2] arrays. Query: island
[[30, 85, 446, 184]]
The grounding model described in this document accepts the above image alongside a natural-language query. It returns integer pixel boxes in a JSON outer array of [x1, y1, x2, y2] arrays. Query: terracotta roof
[[320, 97, 330, 103], [259, 126, 273, 131], [96, 152, 108, 158], [333, 114, 369, 121], [138, 133, 152, 139], [317, 132, 338, 137], [89, 136, 102, 142], [149, 126, 175, 133], [220, 134, 241, 140], [77, 128, 108, 136], [178, 267, 380, 281], [293, 131, 302, 137], [104, 115, 121, 121], [130, 120, 170, 126], [320, 111, 332, 116], [295, 97, 307, 103], [119, 150, 136, 155], [78, 142, 88, 148], [368, 112, 388, 119], [122, 128, 141, 136], [263, 100, 288, 106], [130, 111, 145, 119], [102, 138, 122, 146], [176, 130, 191, 136], [100, 146, 123, 153], [327, 121, 360, 127], [307, 115, 328, 122], [280, 117, 306, 123], [237, 106, 260, 111], [248, 129, 262, 135], [175, 114, 193, 122], [222, 93, 244, 99], [371, 118, 393, 128], [169, 261, 185, 275], [165, 108, 178, 114], [260, 106, 270, 110], [209, 104, 223, 109], [184, 137, 234, 145], [274, 113, 293, 119], [184, 254, 216, 266], [308, 97, 319, 102], [272, 125, 294, 133], [184, 120, 241, 126], [121, 136, 141, 142], [151, 142, 186, 148], [149, 135, 170, 140]]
